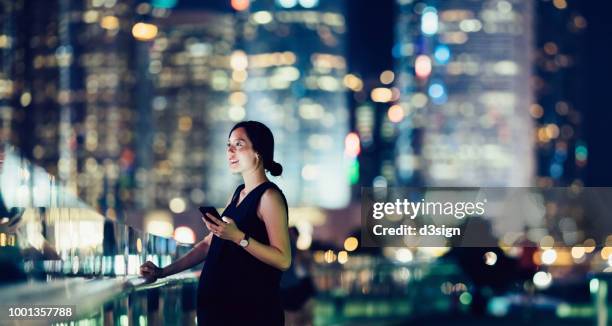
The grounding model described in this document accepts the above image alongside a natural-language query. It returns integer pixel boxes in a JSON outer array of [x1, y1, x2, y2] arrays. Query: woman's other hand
[[140, 261, 164, 283], [202, 214, 244, 244]]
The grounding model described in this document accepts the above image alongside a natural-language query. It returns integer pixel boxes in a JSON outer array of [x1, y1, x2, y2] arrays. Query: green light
[[152, 0, 177, 9], [348, 159, 359, 184], [556, 304, 596, 318], [556, 303, 571, 318], [575, 145, 588, 161], [119, 315, 128, 326], [590, 278, 599, 294], [459, 292, 472, 305]]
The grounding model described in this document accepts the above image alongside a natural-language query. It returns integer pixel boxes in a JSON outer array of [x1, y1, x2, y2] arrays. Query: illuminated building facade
[[146, 11, 236, 210], [394, 0, 534, 187], [1, 0, 84, 183], [1, 0, 140, 217], [240, 0, 350, 208], [533, 0, 587, 186], [529, 0, 588, 245], [0, 2, 19, 151], [77, 0, 140, 215], [349, 73, 400, 189]]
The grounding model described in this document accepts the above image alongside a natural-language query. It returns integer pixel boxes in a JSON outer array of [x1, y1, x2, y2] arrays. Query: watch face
[[240, 239, 248, 247]]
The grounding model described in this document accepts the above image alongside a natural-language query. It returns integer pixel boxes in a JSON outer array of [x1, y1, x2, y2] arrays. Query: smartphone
[[199, 206, 222, 224]]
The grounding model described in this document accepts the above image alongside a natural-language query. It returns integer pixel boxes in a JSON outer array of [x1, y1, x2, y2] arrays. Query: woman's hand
[[202, 213, 244, 244], [140, 261, 164, 283]]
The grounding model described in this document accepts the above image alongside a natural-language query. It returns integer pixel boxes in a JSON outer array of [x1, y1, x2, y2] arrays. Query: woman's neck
[[242, 168, 268, 193]]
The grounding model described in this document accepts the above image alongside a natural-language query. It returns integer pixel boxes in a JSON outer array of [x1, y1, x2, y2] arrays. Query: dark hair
[[229, 121, 283, 176]]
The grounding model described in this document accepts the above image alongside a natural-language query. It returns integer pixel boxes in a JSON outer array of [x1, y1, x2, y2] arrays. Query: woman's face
[[227, 127, 259, 174]]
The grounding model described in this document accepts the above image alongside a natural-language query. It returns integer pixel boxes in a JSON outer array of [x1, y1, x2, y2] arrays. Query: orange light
[[388, 105, 404, 123], [344, 237, 359, 252], [231, 0, 250, 11], [530, 104, 544, 118], [100, 16, 119, 30], [601, 247, 612, 260], [370, 88, 392, 103], [379, 70, 394, 84], [344, 132, 361, 157], [553, 0, 567, 10], [174, 226, 195, 244], [132, 22, 158, 41], [545, 124, 560, 139], [343, 74, 363, 91]]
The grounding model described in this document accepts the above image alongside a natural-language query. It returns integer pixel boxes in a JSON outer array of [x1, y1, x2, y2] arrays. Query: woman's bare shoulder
[[257, 187, 287, 220]]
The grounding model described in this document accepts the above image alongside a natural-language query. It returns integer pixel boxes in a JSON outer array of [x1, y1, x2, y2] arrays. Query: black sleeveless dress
[[197, 181, 288, 325]]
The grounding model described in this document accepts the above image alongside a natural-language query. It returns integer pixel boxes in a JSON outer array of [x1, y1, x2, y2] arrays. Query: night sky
[[581, 2, 612, 186], [176, 0, 612, 185]]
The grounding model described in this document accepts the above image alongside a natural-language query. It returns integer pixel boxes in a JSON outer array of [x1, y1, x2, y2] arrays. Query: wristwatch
[[239, 233, 250, 248]]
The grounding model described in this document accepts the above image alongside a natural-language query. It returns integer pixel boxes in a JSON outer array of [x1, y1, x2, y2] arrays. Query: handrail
[[0, 270, 200, 320]]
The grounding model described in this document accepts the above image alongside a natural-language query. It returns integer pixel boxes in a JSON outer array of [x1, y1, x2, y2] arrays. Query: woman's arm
[[141, 233, 212, 281], [206, 188, 292, 271], [160, 233, 213, 277], [142, 193, 237, 281]]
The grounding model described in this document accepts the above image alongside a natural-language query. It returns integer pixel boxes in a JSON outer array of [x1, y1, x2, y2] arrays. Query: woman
[[140, 121, 291, 325]]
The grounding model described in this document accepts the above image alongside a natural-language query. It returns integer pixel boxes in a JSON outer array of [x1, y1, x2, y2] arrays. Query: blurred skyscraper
[[238, 0, 350, 208], [394, 0, 534, 187], [0, 0, 84, 185], [532, 0, 587, 187], [77, 0, 140, 216], [529, 0, 588, 244], [350, 73, 399, 189], [1, 0, 140, 218], [0, 1, 31, 153], [144, 10, 236, 210]]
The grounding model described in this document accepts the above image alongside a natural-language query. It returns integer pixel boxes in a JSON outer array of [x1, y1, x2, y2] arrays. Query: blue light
[[554, 149, 567, 161], [152, 0, 177, 9], [428, 83, 445, 98], [434, 45, 450, 64], [428, 82, 447, 104], [277, 0, 298, 8], [392, 44, 402, 58], [299, 0, 318, 8], [550, 163, 563, 179]]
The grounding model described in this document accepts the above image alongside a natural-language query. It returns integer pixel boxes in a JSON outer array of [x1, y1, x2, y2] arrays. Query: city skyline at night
[[145, 10, 237, 211], [3, 1, 612, 325], [393, 0, 534, 187], [1, 0, 611, 214], [2, 0, 142, 218], [239, 0, 351, 209]]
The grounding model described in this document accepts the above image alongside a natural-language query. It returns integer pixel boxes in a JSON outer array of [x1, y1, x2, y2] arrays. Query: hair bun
[[268, 161, 283, 177]]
